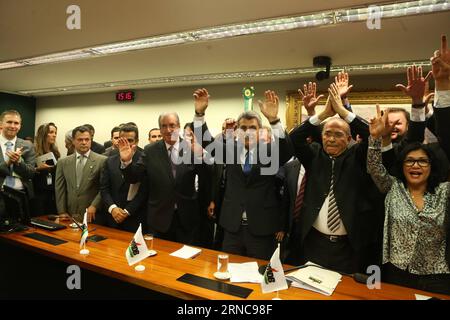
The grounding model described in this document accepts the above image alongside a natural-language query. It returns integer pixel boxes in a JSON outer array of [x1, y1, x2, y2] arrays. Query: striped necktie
[[327, 159, 341, 233], [292, 172, 307, 221]]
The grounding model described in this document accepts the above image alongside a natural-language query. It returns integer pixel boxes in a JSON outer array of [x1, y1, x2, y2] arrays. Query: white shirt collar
[[76, 150, 91, 159], [0, 134, 17, 147], [165, 139, 180, 152]]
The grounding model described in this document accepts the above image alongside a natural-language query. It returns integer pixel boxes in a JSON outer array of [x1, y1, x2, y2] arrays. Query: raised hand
[[193, 88, 210, 115], [395, 65, 432, 104], [258, 90, 279, 123], [298, 82, 324, 116], [431, 35, 450, 87], [318, 96, 336, 122], [328, 83, 349, 118], [117, 137, 135, 163], [369, 105, 398, 139], [334, 71, 354, 98]]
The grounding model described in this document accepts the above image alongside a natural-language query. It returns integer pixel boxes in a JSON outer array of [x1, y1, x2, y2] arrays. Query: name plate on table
[[177, 273, 253, 299], [23, 233, 68, 246]]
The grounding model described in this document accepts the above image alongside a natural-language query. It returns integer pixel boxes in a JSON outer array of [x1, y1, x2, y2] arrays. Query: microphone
[[66, 213, 96, 233]]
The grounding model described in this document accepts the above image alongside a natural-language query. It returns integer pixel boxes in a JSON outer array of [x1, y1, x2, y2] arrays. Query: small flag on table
[[79, 211, 89, 249], [125, 224, 149, 266], [261, 244, 288, 294]]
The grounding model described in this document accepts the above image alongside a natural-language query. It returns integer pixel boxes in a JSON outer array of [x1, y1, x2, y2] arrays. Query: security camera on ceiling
[[313, 56, 332, 81]]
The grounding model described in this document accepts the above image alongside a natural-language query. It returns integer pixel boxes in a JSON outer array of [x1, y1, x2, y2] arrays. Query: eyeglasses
[[403, 158, 430, 167]]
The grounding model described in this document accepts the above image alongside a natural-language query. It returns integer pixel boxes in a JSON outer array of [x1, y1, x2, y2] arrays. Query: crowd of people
[[0, 35, 449, 295]]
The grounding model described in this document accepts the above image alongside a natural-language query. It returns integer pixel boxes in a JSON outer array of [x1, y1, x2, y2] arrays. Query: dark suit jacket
[[91, 141, 106, 154], [121, 139, 208, 234], [100, 148, 147, 227], [289, 117, 384, 251], [0, 138, 36, 198], [201, 123, 293, 237], [281, 158, 302, 235], [433, 105, 450, 265]]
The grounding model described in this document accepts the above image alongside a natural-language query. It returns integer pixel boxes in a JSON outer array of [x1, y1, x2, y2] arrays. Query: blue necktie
[[243, 151, 251, 175]]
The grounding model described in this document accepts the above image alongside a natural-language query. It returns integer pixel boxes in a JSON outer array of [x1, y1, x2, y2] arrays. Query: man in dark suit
[[101, 125, 147, 232], [193, 89, 292, 260], [289, 84, 384, 274], [0, 110, 36, 218], [103, 126, 121, 157], [118, 112, 208, 244], [84, 124, 106, 154]]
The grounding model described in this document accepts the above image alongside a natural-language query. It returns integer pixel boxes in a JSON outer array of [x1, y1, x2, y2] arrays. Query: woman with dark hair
[[367, 106, 450, 295], [32, 122, 61, 215]]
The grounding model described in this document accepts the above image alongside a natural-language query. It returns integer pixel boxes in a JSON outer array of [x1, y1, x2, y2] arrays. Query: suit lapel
[[68, 154, 77, 190], [288, 161, 301, 196], [79, 153, 96, 190]]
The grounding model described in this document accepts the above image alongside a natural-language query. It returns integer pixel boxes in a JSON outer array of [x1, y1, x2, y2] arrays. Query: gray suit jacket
[[55, 151, 107, 220], [0, 138, 36, 198]]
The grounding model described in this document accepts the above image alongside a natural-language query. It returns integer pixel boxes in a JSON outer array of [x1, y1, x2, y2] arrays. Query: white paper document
[[169, 245, 202, 259], [228, 262, 262, 283], [286, 262, 342, 296], [36, 152, 57, 165], [415, 294, 432, 300]]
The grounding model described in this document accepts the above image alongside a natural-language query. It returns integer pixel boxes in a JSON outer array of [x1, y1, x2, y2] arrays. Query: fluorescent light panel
[[17, 60, 430, 95], [0, 0, 448, 70]]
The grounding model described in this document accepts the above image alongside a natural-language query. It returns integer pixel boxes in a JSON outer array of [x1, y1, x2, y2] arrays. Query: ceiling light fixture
[[0, 0, 448, 70], [17, 60, 430, 96]]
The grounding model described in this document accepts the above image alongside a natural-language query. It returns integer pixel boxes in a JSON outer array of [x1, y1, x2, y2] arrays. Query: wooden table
[[1, 218, 449, 300]]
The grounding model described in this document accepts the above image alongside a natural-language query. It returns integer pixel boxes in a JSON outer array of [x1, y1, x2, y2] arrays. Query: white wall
[[35, 74, 407, 156]]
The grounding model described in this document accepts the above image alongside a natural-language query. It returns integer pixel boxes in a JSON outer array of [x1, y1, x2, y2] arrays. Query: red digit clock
[[116, 90, 135, 102]]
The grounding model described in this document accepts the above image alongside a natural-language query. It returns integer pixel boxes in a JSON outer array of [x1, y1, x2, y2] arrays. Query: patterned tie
[[4, 141, 16, 188], [76, 154, 86, 188], [243, 151, 251, 175], [168, 146, 177, 178], [292, 173, 307, 221], [327, 159, 341, 233]]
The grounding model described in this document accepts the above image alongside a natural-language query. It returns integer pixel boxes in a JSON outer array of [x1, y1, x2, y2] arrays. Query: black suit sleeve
[[350, 116, 370, 164], [426, 112, 437, 136], [289, 121, 319, 170], [121, 151, 147, 184], [100, 162, 115, 209], [434, 105, 450, 162]]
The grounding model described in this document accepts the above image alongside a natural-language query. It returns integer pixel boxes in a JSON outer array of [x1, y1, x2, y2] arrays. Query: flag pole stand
[[80, 243, 89, 255], [272, 291, 282, 300], [134, 263, 145, 272]]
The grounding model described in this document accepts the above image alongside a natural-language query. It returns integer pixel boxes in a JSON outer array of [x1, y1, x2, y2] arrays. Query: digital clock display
[[116, 90, 135, 102]]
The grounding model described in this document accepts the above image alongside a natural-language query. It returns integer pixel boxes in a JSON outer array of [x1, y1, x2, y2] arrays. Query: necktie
[[76, 154, 86, 188], [4, 141, 15, 188], [292, 172, 307, 221], [327, 159, 341, 233], [168, 146, 177, 178], [243, 151, 251, 175]]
